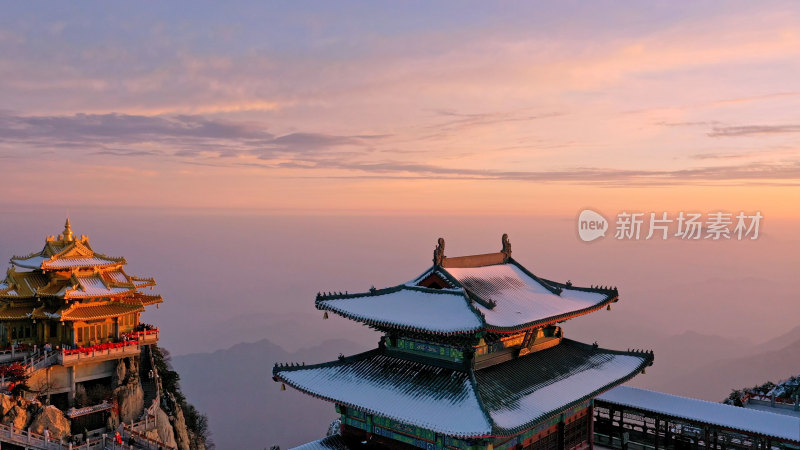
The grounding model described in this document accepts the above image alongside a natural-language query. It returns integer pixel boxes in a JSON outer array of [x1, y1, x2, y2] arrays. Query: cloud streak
[[316, 160, 800, 186], [0, 113, 273, 142], [708, 124, 800, 137], [2, 111, 799, 188], [0, 112, 383, 158]]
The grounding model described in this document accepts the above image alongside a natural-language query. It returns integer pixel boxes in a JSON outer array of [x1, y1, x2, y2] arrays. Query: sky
[[0, 1, 799, 350], [2, 7, 800, 441], [1, 1, 799, 216]]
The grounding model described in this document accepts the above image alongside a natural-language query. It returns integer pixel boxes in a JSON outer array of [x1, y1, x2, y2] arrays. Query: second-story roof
[[274, 339, 653, 438]]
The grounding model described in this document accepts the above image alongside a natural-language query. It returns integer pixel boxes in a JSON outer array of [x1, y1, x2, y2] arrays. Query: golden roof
[[30, 305, 63, 320], [0, 305, 34, 320], [60, 302, 144, 321], [10, 220, 125, 272], [132, 293, 163, 306], [0, 292, 158, 322], [0, 220, 160, 308], [0, 270, 49, 298]]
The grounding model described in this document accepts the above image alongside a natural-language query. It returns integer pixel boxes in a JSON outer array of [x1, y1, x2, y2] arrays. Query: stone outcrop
[[144, 405, 178, 449], [170, 397, 191, 450], [117, 380, 144, 423], [113, 357, 144, 424], [113, 357, 127, 385], [29, 405, 70, 438], [2, 404, 30, 429], [0, 393, 14, 416], [0, 395, 69, 437]]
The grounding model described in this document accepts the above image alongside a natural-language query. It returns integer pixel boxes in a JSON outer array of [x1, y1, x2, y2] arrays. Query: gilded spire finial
[[63, 218, 74, 241]]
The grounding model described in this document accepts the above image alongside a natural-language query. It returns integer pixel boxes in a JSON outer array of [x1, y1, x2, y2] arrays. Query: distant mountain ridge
[[172, 337, 370, 450], [751, 325, 800, 354], [624, 330, 750, 392], [646, 331, 800, 401]]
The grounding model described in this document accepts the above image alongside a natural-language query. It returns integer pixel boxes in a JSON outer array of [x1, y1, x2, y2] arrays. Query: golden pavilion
[[0, 219, 162, 349]]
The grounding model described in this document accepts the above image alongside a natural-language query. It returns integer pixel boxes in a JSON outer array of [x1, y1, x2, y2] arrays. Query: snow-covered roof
[[446, 262, 610, 331], [60, 302, 144, 321], [276, 350, 491, 437], [315, 236, 619, 333], [476, 345, 648, 432], [275, 340, 652, 437], [41, 255, 121, 269], [0, 222, 162, 317], [316, 286, 482, 335], [290, 435, 350, 450], [597, 386, 800, 443], [10, 255, 47, 269], [67, 275, 134, 298], [318, 258, 615, 334]]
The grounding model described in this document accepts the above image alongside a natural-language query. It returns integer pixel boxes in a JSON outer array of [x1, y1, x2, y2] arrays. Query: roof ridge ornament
[[433, 237, 446, 266], [501, 233, 511, 261], [62, 218, 74, 242]]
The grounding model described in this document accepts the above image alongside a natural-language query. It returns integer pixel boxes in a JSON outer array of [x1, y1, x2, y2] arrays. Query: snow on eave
[[481, 344, 653, 435], [444, 263, 617, 333], [598, 386, 800, 443], [273, 350, 493, 438], [315, 285, 484, 335], [483, 294, 617, 334]]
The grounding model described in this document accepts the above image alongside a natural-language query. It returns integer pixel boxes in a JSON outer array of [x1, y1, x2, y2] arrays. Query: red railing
[[121, 328, 159, 341], [63, 328, 159, 356], [743, 392, 798, 406], [62, 340, 139, 357]]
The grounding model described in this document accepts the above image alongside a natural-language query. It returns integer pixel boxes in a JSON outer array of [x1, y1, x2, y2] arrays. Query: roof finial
[[63, 218, 74, 241], [501, 233, 511, 260], [433, 237, 445, 266]]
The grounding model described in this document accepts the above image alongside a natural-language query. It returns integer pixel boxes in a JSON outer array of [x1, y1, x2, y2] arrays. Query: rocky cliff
[[0, 393, 70, 438], [112, 351, 210, 449], [150, 346, 212, 449], [0, 348, 209, 449]]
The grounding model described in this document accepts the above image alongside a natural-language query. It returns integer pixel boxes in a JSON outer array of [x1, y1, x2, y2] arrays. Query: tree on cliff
[[152, 346, 214, 449]]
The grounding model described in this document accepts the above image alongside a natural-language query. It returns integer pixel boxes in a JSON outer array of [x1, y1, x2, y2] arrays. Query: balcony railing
[[58, 330, 159, 366], [0, 345, 29, 364]]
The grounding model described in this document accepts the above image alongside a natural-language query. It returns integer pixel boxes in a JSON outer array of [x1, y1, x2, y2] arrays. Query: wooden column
[[654, 417, 659, 450], [588, 402, 595, 450]]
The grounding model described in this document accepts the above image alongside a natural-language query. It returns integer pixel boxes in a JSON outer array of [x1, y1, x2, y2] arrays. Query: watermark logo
[[578, 209, 609, 242], [578, 210, 762, 242]]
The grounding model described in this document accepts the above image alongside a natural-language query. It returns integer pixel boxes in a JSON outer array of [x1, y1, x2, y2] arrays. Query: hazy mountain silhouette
[[169, 311, 377, 356], [172, 338, 370, 450], [651, 336, 800, 401], [626, 330, 752, 392], [751, 325, 800, 354]]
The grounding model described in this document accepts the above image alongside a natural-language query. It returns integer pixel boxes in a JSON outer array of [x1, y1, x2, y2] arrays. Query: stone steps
[[139, 346, 158, 408]]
